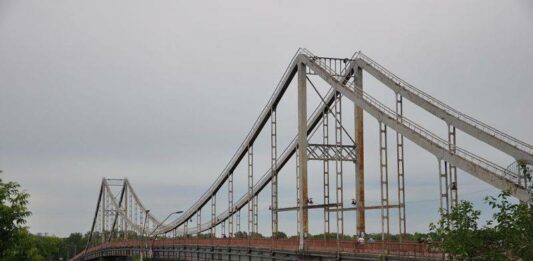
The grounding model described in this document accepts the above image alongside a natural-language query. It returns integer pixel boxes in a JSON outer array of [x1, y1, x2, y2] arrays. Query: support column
[[211, 196, 216, 238], [124, 185, 128, 240], [196, 211, 201, 238], [395, 94, 406, 240], [221, 220, 225, 238], [236, 209, 241, 233], [133, 199, 137, 227], [448, 125, 458, 208], [354, 66, 365, 236], [335, 92, 344, 238], [271, 108, 279, 237], [253, 195, 258, 237], [379, 122, 390, 247], [228, 172, 234, 237], [102, 186, 106, 243], [323, 110, 330, 238], [247, 146, 254, 238], [296, 145, 301, 234], [297, 61, 309, 251], [438, 160, 450, 214]]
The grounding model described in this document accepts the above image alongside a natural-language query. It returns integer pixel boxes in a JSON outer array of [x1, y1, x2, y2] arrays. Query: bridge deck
[[73, 238, 442, 260]]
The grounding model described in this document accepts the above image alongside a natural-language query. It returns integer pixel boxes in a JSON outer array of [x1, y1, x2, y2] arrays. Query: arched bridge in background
[[71, 49, 532, 261]]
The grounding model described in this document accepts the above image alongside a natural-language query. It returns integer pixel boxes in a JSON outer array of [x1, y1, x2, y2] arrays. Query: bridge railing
[[73, 238, 442, 260]]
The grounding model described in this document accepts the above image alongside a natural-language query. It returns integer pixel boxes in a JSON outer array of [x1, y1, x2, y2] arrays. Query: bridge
[[71, 49, 532, 260]]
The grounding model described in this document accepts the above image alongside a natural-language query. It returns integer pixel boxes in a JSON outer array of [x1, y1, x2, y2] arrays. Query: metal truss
[[85, 178, 162, 252]]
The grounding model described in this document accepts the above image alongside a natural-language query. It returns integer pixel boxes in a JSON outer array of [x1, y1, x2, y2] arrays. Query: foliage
[[430, 191, 532, 260], [485, 191, 533, 260], [272, 231, 287, 239], [234, 231, 248, 238], [429, 201, 486, 259], [0, 177, 91, 260], [516, 160, 532, 189], [0, 177, 32, 259], [249, 232, 264, 238]]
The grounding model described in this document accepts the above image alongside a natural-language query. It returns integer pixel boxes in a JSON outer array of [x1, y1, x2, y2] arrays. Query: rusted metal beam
[[354, 65, 365, 236], [297, 61, 309, 251]]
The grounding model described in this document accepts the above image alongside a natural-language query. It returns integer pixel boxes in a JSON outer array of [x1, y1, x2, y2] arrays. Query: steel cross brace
[[307, 143, 357, 162]]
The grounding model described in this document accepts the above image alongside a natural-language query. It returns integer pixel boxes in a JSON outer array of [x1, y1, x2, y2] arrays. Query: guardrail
[[72, 238, 442, 260]]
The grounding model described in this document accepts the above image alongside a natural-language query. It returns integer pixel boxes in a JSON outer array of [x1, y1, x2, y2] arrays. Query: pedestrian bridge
[[73, 48, 532, 261]]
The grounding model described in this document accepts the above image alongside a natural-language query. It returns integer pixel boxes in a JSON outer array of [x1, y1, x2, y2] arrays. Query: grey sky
[[1, 0, 532, 237]]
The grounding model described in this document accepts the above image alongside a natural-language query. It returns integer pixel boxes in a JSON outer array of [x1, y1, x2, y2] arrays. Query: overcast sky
[[1, 0, 532, 237]]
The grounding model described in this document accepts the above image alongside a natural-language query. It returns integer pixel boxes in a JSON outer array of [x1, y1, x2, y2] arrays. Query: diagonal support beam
[[355, 54, 533, 163]]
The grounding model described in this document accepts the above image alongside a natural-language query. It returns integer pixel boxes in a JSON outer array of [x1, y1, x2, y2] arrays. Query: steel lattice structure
[[80, 49, 532, 260]]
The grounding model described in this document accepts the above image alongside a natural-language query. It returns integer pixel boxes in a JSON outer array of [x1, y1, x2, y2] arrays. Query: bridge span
[[74, 48, 532, 260], [72, 238, 440, 260]]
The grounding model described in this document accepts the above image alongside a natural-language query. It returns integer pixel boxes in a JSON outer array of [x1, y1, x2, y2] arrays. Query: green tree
[[4, 230, 44, 261], [486, 191, 533, 260], [429, 201, 486, 260], [0, 177, 32, 259], [234, 231, 247, 238], [430, 193, 532, 260], [60, 232, 86, 258]]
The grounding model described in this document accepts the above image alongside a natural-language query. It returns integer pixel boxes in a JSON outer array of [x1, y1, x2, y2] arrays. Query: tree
[[430, 193, 532, 260], [234, 231, 247, 238], [429, 201, 486, 260], [272, 231, 287, 239], [0, 177, 32, 259], [486, 191, 533, 260]]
